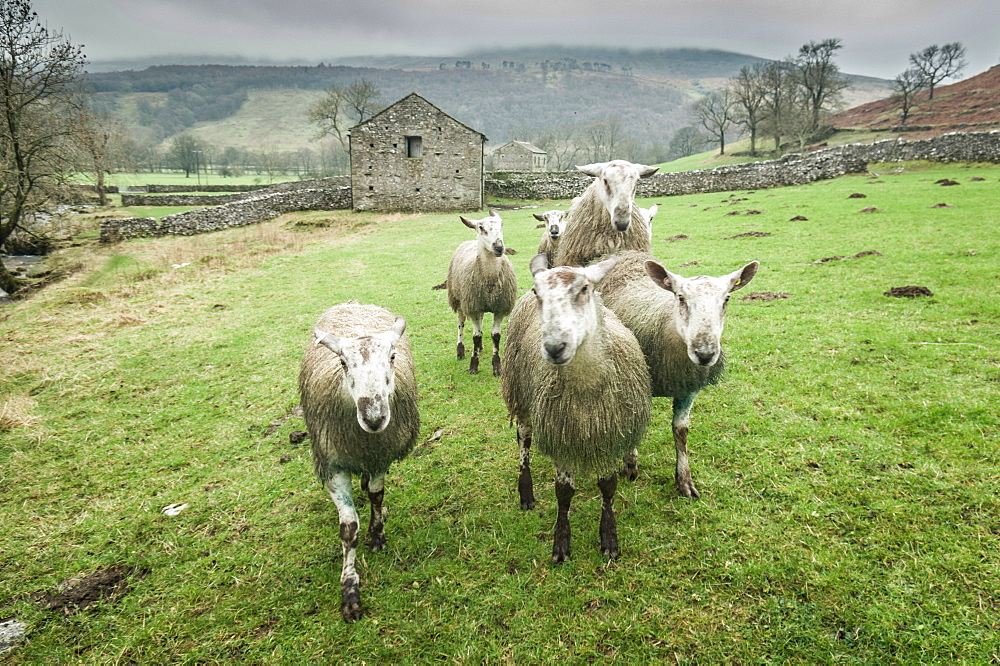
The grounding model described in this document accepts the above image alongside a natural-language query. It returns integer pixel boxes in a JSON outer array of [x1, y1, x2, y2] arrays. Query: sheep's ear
[[390, 316, 406, 339], [460, 216, 477, 230], [584, 255, 618, 285], [647, 203, 659, 218], [727, 261, 759, 292], [314, 328, 343, 354], [638, 165, 659, 178], [529, 253, 550, 276], [535, 223, 546, 229], [533, 213, 545, 222], [576, 162, 606, 178], [644, 260, 678, 293], [488, 208, 500, 219]]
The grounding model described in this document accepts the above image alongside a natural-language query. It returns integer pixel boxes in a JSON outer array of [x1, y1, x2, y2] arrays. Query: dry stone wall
[[100, 185, 351, 242], [100, 132, 1000, 243], [487, 131, 1000, 200]]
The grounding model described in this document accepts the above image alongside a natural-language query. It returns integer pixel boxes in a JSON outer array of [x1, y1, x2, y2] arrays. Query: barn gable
[[349, 93, 486, 212]]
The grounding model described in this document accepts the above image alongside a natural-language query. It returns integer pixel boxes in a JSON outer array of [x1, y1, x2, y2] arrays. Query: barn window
[[406, 136, 423, 158]]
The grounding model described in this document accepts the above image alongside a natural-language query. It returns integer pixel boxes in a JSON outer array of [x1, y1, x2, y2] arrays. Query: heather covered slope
[[829, 65, 1000, 137]]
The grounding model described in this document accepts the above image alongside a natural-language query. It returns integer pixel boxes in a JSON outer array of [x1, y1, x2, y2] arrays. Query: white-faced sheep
[[638, 203, 659, 242], [447, 209, 518, 375], [299, 302, 420, 622], [533, 209, 568, 267], [500, 254, 651, 563], [597, 250, 759, 498], [553, 160, 659, 268]]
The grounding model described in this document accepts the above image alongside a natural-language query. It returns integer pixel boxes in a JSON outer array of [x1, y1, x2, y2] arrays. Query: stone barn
[[349, 93, 486, 212], [492, 140, 548, 171]]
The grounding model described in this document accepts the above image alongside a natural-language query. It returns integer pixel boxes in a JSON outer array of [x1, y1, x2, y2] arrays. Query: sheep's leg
[[468, 313, 484, 374], [597, 474, 619, 559], [517, 420, 535, 510], [552, 468, 575, 564], [490, 315, 504, 377], [456, 313, 466, 360], [325, 472, 363, 622], [622, 447, 639, 481], [673, 393, 700, 499], [362, 473, 386, 551]]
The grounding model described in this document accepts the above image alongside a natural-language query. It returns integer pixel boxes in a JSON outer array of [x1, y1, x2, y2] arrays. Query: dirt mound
[[885, 285, 934, 298], [41, 565, 147, 614], [726, 231, 771, 239], [741, 292, 790, 302]]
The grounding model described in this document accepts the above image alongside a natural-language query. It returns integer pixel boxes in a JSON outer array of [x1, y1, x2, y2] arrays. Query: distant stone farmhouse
[[349, 93, 487, 212], [491, 140, 548, 172]]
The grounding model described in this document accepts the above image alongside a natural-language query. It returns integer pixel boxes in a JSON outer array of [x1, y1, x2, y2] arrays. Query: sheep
[[299, 301, 420, 622], [446, 209, 518, 375], [638, 203, 659, 242], [597, 250, 759, 498], [533, 209, 568, 267], [500, 254, 651, 563], [553, 160, 659, 269]]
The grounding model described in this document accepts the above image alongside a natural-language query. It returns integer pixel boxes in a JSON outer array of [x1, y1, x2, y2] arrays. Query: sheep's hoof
[[492, 355, 501, 376], [601, 542, 620, 560], [468, 357, 479, 374], [519, 499, 535, 510], [456, 342, 465, 360], [341, 582, 363, 623], [367, 532, 386, 551], [621, 463, 639, 481], [677, 477, 701, 499], [552, 545, 571, 564]]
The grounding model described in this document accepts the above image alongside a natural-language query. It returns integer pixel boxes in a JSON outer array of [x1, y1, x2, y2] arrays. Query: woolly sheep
[[533, 209, 568, 267], [553, 160, 659, 268], [500, 254, 651, 562], [299, 302, 420, 622], [638, 203, 659, 242], [446, 209, 518, 375], [598, 250, 759, 498]]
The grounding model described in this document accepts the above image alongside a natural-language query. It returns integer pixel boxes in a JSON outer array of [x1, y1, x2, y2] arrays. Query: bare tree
[[307, 79, 384, 151], [667, 126, 712, 160], [0, 0, 87, 295], [909, 42, 967, 100], [74, 110, 129, 205], [794, 38, 850, 134], [343, 79, 384, 123], [166, 134, 209, 178], [580, 116, 632, 162], [533, 123, 582, 171], [892, 68, 924, 125], [729, 63, 768, 156], [759, 60, 798, 153], [692, 90, 737, 155]]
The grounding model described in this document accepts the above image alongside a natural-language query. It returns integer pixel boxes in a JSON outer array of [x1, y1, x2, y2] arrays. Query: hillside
[[829, 65, 1000, 138], [88, 47, 893, 158]]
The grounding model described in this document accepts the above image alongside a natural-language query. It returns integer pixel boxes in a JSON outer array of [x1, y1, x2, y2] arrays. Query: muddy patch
[[930, 203, 954, 208], [813, 250, 884, 264], [857, 207, 882, 214], [431, 281, 447, 290], [935, 179, 960, 186], [726, 231, 771, 239], [848, 193, 867, 199], [789, 215, 809, 221], [41, 565, 147, 615], [740, 292, 790, 302], [884, 285, 934, 298], [663, 234, 689, 242]]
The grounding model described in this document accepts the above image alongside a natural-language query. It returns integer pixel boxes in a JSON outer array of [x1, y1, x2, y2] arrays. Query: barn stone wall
[[350, 95, 484, 212]]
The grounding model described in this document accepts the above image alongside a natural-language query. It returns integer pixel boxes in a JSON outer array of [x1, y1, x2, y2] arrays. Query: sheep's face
[[460, 209, 506, 257], [577, 160, 658, 232], [645, 260, 759, 367], [530, 254, 618, 366], [533, 210, 567, 241], [638, 204, 658, 240], [314, 317, 407, 433]]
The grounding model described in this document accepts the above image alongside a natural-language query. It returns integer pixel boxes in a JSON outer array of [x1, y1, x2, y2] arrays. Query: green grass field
[[2, 162, 999, 662]]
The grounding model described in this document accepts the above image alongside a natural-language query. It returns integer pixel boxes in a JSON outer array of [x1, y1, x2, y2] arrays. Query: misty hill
[[829, 64, 1000, 138], [87, 46, 892, 157]]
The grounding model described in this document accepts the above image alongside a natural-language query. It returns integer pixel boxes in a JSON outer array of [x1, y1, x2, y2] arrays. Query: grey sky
[[33, 0, 1000, 80]]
